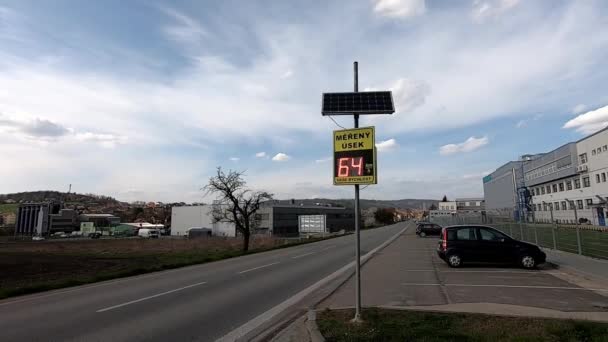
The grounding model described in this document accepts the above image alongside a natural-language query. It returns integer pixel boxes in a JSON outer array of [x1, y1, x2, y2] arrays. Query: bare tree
[[203, 167, 273, 252]]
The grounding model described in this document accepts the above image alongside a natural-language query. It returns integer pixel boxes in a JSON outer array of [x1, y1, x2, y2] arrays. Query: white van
[[138, 228, 160, 238]]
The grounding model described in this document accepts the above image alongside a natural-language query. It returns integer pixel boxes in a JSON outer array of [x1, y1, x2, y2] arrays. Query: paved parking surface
[[321, 227, 608, 312]]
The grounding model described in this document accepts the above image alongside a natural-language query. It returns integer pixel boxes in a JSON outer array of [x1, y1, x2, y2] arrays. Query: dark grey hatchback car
[[437, 225, 546, 269]]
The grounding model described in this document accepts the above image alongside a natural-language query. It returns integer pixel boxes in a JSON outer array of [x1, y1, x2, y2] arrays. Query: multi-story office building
[[530, 128, 608, 225]]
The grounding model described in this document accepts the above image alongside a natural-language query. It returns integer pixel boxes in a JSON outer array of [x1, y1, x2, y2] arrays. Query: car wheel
[[447, 254, 462, 268], [520, 255, 536, 269], [420, 231, 426, 238]]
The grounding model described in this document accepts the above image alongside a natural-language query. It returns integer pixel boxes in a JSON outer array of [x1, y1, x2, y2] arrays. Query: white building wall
[[438, 201, 457, 211], [531, 128, 608, 225], [171, 205, 236, 237]]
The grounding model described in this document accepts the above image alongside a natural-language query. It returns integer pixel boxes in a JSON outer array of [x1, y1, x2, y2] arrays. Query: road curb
[[217, 223, 410, 342]]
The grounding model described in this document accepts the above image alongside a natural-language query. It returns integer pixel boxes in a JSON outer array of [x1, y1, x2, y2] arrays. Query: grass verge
[[0, 235, 338, 300], [317, 308, 608, 342]]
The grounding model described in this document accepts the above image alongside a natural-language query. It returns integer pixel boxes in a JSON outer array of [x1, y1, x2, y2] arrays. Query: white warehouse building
[[171, 205, 236, 237]]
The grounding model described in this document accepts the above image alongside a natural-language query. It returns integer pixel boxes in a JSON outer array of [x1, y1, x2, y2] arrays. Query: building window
[[558, 183, 564, 192], [579, 153, 588, 164], [566, 181, 572, 190], [604, 145, 607, 151], [597, 174, 601, 183], [583, 177, 590, 187], [531, 189, 535, 196], [554, 202, 560, 211], [569, 201, 575, 210], [574, 178, 581, 189], [552, 184, 558, 192], [593, 149, 597, 156], [586, 199, 593, 208], [603, 173, 607, 182], [599, 147, 603, 154], [546, 185, 551, 194], [577, 200, 584, 210], [561, 201, 567, 210], [541, 187, 546, 195]]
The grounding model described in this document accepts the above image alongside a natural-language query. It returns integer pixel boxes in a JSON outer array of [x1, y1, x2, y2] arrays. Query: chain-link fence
[[429, 216, 608, 260]]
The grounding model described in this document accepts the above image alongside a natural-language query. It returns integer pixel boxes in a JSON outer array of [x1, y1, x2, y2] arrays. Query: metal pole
[[352, 61, 362, 323], [576, 226, 582, 255], [552, 225, 557, 249], [519, 221, 524, 241]]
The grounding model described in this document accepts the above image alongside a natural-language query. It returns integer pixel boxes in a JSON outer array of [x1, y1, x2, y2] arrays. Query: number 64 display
[[333, 127, 377, 185]]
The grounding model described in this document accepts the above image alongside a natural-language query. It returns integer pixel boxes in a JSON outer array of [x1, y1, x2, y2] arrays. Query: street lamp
[[565, 198, 578, 225]]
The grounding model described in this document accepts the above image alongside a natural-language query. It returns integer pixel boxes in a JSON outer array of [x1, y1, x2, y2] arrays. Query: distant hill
[[271, 198, 437, 210], [0, 191, 122, 206]]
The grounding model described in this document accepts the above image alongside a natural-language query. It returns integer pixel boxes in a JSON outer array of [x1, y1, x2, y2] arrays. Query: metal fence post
[[551, 225, 557, 250], [519, 222, 524, 241], [509, 224, 513, 237], [576, 226, 583, 255], [534, 224, 538, 245]]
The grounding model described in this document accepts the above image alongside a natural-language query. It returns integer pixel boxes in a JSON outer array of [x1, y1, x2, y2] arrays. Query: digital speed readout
[[333, 127, 377, 185]]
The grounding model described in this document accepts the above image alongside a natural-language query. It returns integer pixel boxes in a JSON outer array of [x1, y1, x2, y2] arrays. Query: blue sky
[[1, 0, 608, 203]]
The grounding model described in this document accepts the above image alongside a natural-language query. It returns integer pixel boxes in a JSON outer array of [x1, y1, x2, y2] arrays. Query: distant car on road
[[415, 222, 442, 237], [437, 225, 546, 269]]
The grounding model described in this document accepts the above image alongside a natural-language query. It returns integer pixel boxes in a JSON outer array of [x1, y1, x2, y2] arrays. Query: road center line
[[238, 262, 280, 274], [96, 281, 207, 313], [320, 245, 336, 251], [401, 283, 608, 292], [292, 252, 316, 259]]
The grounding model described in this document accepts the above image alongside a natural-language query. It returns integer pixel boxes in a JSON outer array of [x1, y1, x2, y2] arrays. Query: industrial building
[[171, 205, 236, 237], [15, 202, 78, 235], [529, 128, 608, 225], [78, 213, 120, 227], [170, 202, 355, 238], [257, 203, 354, 237], [484, 126, 608, 225], [429, 198, 485, 220]]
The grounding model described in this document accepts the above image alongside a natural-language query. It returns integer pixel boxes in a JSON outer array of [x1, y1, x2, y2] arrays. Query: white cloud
[[272, 153, 291, 161], [229, 157, 240, 162], [515, 120, 527, 128], [563, 105, 608, 134], [75, 132, 127, 148], [160, 7, 208, 48], [373, 0, 426, 19], [472, 0, 520, 22], [572, 104, 587, 114], [255, 152, 267, 158], [375, 138, 398, 152], [281, 70, 293, 79], [439, 136, 489, 156], [315, 157, 332, 163]]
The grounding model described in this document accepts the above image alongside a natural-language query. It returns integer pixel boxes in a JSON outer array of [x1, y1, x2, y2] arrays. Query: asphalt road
[[0, 222, 407, 342]]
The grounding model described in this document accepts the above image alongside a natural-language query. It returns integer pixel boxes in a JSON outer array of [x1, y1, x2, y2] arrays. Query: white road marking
[[320, 245, 336, 251], [96, 281, 207, 313], [292, 252, 316, 259], [401, 283, 608, 292], [238, 262, 280, 274]]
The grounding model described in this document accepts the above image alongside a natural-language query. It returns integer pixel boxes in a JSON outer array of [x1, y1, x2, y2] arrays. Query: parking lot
[[321, 226, 608, 312]]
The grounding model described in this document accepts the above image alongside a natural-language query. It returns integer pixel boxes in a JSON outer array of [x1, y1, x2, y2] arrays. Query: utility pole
[[352, 61, 362, 323]]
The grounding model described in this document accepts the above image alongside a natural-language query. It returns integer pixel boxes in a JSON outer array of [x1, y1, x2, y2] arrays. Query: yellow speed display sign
[[333, 126, 377, 185]]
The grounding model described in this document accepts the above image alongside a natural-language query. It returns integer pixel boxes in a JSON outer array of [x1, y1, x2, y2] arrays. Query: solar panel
[[322, 91, 394, 115]]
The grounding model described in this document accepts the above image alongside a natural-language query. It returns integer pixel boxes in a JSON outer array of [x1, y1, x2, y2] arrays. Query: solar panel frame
[[321, 91, 395, 115]]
